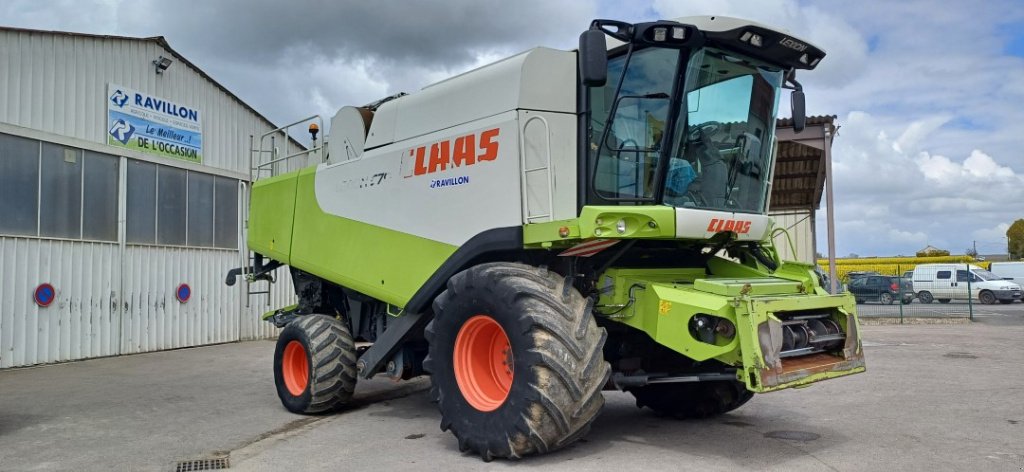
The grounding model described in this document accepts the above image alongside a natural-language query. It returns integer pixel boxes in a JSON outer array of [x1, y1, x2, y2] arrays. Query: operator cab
[[579, 17, 823, 215]]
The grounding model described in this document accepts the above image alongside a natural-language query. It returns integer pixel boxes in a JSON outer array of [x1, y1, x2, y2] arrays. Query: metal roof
[[0, 25, 303, 150], [771, 115, 837, 211]]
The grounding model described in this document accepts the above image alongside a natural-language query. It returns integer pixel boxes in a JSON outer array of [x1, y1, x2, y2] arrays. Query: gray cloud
[[110, 0, 599, 125], [121, 0, 596, 66]]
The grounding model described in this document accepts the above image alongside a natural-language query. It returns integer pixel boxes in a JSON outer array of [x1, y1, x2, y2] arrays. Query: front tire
[[273, 314, 357, 414], [424, 263, 610, 460], [918, 291, 934, 304], [979, 291, 996, 305], [628, 380, 753, 419]]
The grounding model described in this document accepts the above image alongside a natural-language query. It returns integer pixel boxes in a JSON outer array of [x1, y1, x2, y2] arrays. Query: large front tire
[[424, 263, 610, 460], [273, 314, 357, 414]]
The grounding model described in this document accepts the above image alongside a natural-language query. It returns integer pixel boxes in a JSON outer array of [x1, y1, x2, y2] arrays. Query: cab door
[[934, 269, 954, 299], [956, 270, 979, 300], [866, 276, 885, 301]]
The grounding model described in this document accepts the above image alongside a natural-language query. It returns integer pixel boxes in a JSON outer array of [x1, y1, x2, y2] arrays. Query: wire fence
[[828, 263, 1011, 322]]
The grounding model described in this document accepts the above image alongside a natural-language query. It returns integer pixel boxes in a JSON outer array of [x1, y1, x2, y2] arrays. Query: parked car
[[848, 275, 914, 305], [911, 263, 1023, 304], [847, 271, 881, 281], [990, 262, 1024, 288]]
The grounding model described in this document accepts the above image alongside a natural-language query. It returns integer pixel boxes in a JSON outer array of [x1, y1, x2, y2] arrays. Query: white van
[[990, 262, 1024, 286], [911, 263, 1022, 304]]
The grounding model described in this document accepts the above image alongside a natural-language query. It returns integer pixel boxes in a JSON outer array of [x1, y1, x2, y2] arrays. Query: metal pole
[[824, 125, 838, 293], [966, 263, 973, 321], [898, 263, 904, 324]]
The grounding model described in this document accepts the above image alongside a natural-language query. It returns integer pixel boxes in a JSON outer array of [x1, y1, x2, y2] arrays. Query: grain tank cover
[[327, 106, 373, 163]]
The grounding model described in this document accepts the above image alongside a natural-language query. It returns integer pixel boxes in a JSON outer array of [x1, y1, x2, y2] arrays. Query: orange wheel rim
[[453, 315, 513, 412], [282, 340, 309, 396]]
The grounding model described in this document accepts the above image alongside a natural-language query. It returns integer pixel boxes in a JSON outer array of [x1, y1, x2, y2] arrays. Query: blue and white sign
[[106, 84, 203, 163]]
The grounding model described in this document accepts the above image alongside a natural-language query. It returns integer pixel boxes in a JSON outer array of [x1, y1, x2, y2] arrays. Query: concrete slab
[[3, 323, 1024, 471], [227, 324, 1024, 471], [0, 340, 428, 472]]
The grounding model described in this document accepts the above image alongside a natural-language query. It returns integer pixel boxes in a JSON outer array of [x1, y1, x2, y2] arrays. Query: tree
[[1008, 219, 1024, 260], [965, 247, 979, 258]]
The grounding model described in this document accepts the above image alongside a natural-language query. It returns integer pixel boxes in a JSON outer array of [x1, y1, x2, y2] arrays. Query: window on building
[[1, 132, 239, 249], [39, 142, 83, 239], [213, 177, 238, 249], [157, 166, 187, 246], [82, 151, 119, 241], [0, 133, 39, 236], [127, 160, 157, 244], [187, 172, 215, 247]]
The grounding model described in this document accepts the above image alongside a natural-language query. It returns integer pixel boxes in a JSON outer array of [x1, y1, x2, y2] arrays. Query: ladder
[[239, 116, 325, 307], [519, 115, 555, 223]]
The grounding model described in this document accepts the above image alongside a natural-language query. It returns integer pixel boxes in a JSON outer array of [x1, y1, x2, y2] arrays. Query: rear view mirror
[[579, 29, 607, 87], [791, 90, 806, 133]]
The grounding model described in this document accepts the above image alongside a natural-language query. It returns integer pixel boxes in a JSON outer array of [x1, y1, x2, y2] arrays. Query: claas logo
[[405, 128, 500, 177], [707, 218, 753, 234]]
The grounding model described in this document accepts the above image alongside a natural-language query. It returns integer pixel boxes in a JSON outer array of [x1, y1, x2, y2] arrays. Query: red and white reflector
[[557, 239, 620, 257]]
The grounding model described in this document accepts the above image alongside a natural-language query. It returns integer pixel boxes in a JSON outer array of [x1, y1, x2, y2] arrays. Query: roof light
[[740, 31, 752, 42], [749, 34, 763, 47], [653, 27, 667, 42], [799, 53, 810, 64], [810, 57, 821, 67], [672, 27, 686, 40]]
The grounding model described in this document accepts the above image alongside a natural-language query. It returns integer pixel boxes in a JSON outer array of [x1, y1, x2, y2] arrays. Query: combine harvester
[[229, 15, 865, 460]]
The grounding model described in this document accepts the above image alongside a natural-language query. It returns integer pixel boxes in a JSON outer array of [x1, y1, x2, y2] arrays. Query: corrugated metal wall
[[0, 238, 120, 368], [121, 246, 290, 354], [770, 210, 816, 263], [0, 29, 274, 176], [0, 30, 297, 368], [0, 237, 292, 368]]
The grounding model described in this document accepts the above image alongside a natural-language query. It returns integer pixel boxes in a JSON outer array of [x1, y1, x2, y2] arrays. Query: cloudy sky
[[3, 0, 1024, 257]]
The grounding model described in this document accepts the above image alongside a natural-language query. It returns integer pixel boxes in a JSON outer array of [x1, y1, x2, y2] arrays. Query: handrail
[[252, 115, 325, 180]]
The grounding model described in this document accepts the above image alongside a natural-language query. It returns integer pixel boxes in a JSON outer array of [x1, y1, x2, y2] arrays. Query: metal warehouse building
[[0, 27, 294, 369]]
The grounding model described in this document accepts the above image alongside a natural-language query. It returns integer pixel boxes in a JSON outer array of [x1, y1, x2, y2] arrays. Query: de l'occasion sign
[[106, 84, 203, 163]]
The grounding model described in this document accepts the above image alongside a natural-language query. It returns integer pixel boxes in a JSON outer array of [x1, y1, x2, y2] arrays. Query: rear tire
[[424, 263, 610, 460], [918, 291, 934, 304], [979, 291, 996, 305], [938, 299, 951, 304], [273, 314, 357, 414], [628, 381, 753, 419], [879, 292, 894, 305]]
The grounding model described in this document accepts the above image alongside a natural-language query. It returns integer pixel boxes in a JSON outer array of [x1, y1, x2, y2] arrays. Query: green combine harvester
[[228, 15, 865, 460]]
